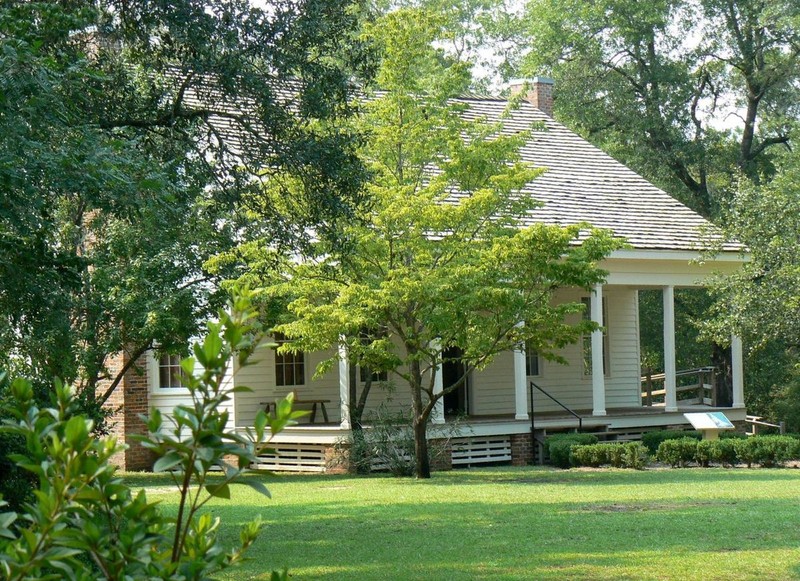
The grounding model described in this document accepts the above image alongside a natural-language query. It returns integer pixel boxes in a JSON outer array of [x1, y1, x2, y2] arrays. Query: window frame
[[273, 333, 306, 388], [525, 341, 542, 377], [149, 350, 191, 395]]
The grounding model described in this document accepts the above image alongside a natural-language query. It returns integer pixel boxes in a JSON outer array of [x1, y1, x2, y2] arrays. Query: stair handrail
[[529, 380, 583, 435]]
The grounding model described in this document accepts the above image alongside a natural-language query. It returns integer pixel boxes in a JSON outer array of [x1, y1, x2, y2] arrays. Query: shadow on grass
[[214, 494, 800, 580]]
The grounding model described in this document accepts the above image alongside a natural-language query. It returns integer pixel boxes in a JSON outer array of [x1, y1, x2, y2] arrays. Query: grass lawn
[[125, 466, 800, 580]]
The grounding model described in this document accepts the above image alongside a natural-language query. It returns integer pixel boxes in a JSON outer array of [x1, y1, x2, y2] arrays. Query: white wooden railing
[[641, 366, 717, 407]]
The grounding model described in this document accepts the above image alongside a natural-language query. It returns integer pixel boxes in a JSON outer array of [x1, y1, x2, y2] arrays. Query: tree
[[0, 289, 302, 579], [703, 151, 800, 425], [0, 1, 370, 411], [514, 0, 800, 218], [705, 153, 800, 350], [269, 9, 621, 478]]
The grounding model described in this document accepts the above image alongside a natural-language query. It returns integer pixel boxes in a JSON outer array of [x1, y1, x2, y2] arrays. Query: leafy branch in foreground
[[0, 288, 302, 580]]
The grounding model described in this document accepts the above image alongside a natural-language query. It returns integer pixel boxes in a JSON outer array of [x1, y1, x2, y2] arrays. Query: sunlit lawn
[[125, 466, 800, 580]]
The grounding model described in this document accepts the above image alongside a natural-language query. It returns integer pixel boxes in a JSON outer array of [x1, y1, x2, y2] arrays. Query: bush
[[546, 433, 598, 468], [571, 442, 648, 469], [712, 438, 739, 467], [641, 429, 701, 453], [656, 437, 699, 467], [734, 435, 799, 467], [0, 290, 295, 580], [695, 439, 715, 467]]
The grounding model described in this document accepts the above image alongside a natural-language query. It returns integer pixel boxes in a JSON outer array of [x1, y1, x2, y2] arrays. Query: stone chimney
[[509, 77, 555, 117]]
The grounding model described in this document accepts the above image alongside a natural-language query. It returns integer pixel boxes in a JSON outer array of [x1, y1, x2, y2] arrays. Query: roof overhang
[[601, 248, 748, 288]]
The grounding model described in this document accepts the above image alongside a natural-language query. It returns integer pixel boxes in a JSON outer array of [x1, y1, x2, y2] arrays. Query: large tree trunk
[[408, 357, 432, 478], [413, 415, 431, 479]]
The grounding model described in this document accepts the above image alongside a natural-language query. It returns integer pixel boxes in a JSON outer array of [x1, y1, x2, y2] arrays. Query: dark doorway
[[442, 346, 469, 416]]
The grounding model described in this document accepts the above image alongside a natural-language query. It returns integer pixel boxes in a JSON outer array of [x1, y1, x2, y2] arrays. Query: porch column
[[338, 340, 351, 429], [431, 341, 445, 424], [591, 284, 606, 416], [663, 286, 678, 412], [513, 322, 529, 420], [731, 335, 745, 409]]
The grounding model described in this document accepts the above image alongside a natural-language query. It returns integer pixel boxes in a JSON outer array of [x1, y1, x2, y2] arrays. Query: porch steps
[[251, 444, 328, 472], [451, 435, 512, 466]]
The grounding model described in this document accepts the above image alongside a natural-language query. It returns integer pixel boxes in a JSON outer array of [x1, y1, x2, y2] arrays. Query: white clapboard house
[[110, 78, 746, 472]]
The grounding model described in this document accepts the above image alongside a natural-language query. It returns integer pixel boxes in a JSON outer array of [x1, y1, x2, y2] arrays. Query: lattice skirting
[[252, 444, 328, 472], [451, 435, 512, 466]]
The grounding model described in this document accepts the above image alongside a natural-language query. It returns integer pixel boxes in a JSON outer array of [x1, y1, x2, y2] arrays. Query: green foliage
[[0, 0, 369, 406], [515, 0, 800, 218], [641, 429, 701, 453], [570, 442, 649, 469], [267, 8, 622, 479], [0, 289, 299, 579], [545, 433, 598, 468], [706, 154, 800, 349], [656, 437, 700, 468], [733, 436, 799, 468], [340, 404, 456, 476]]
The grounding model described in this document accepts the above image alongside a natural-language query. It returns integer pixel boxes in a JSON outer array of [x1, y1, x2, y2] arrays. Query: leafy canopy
[[0, 0, 370, 406]]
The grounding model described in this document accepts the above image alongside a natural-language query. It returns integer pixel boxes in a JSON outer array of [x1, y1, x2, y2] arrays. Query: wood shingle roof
[[455, 96, 740, 253]]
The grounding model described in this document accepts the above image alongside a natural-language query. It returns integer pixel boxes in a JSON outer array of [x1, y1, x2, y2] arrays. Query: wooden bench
[[261, 393, 331, 424]]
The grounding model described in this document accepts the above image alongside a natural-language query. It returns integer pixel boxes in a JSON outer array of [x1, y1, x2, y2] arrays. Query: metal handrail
[[529, 380, 583, 434]]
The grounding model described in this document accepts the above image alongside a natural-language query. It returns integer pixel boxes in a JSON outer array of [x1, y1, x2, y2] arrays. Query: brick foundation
[[104, 351, 155, 472], [510, 433, 533, 466], [324, 444, 351, 474]]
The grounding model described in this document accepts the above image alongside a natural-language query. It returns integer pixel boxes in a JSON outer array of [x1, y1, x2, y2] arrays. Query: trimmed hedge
[[571, 442, 648, 469], [641, 429, 701, 453], [656, 437, 699, 467], [733, 435, 799, 467], [545, 433, 599, 468]]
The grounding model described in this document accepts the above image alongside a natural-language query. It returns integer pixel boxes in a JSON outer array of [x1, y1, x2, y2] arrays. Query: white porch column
[[338, 340, 351, 429], [513, 322, 529, 420], [591, 284, 607, 416], [431, 340, 445, 424], [731, 335, 745, 409], [663, 285, 678, 412]]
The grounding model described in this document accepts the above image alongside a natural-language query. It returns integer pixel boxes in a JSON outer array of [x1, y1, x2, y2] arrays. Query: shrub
[[642, 429, 701, 453], [695, 439, 715, 467], [0, 290, 296, 580], [622, 442, 649, 469], [571, 442, 648, 469], [546, 433, 598, 468], [712, 438, 739, 467], [734, 435, 799, 467], [656, 437, 699, 467]]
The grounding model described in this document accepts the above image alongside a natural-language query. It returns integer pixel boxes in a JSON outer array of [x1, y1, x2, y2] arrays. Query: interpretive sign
[[683, 412, 735, 439]]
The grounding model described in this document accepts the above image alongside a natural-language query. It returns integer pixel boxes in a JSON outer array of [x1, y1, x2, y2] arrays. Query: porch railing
[[641, 366, 717, 407], [530, 380, 583, 433]]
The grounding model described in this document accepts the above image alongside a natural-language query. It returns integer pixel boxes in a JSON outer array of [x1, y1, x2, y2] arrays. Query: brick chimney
[[509, 77, 554, 117]]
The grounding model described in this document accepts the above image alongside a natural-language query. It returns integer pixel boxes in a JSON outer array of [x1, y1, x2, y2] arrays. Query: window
[[274, 333, 305, 387], [158, 354, 184, 388], [582, 297, 609, 377], [525, 342, 541, 376]]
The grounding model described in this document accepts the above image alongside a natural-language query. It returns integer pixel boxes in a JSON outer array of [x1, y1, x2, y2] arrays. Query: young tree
[[271, 9, 621, 478], [0, 1, 369, 411]]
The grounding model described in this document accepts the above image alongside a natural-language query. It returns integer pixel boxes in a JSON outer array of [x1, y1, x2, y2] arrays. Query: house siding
[[233, 344, 342, 427]]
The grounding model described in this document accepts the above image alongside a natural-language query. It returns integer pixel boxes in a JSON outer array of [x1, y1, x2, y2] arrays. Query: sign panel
[[683, 411, 734, 431]]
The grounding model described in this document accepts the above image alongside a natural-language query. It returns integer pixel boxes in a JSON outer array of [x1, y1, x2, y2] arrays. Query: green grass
[[125, 467, 800, 580]]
